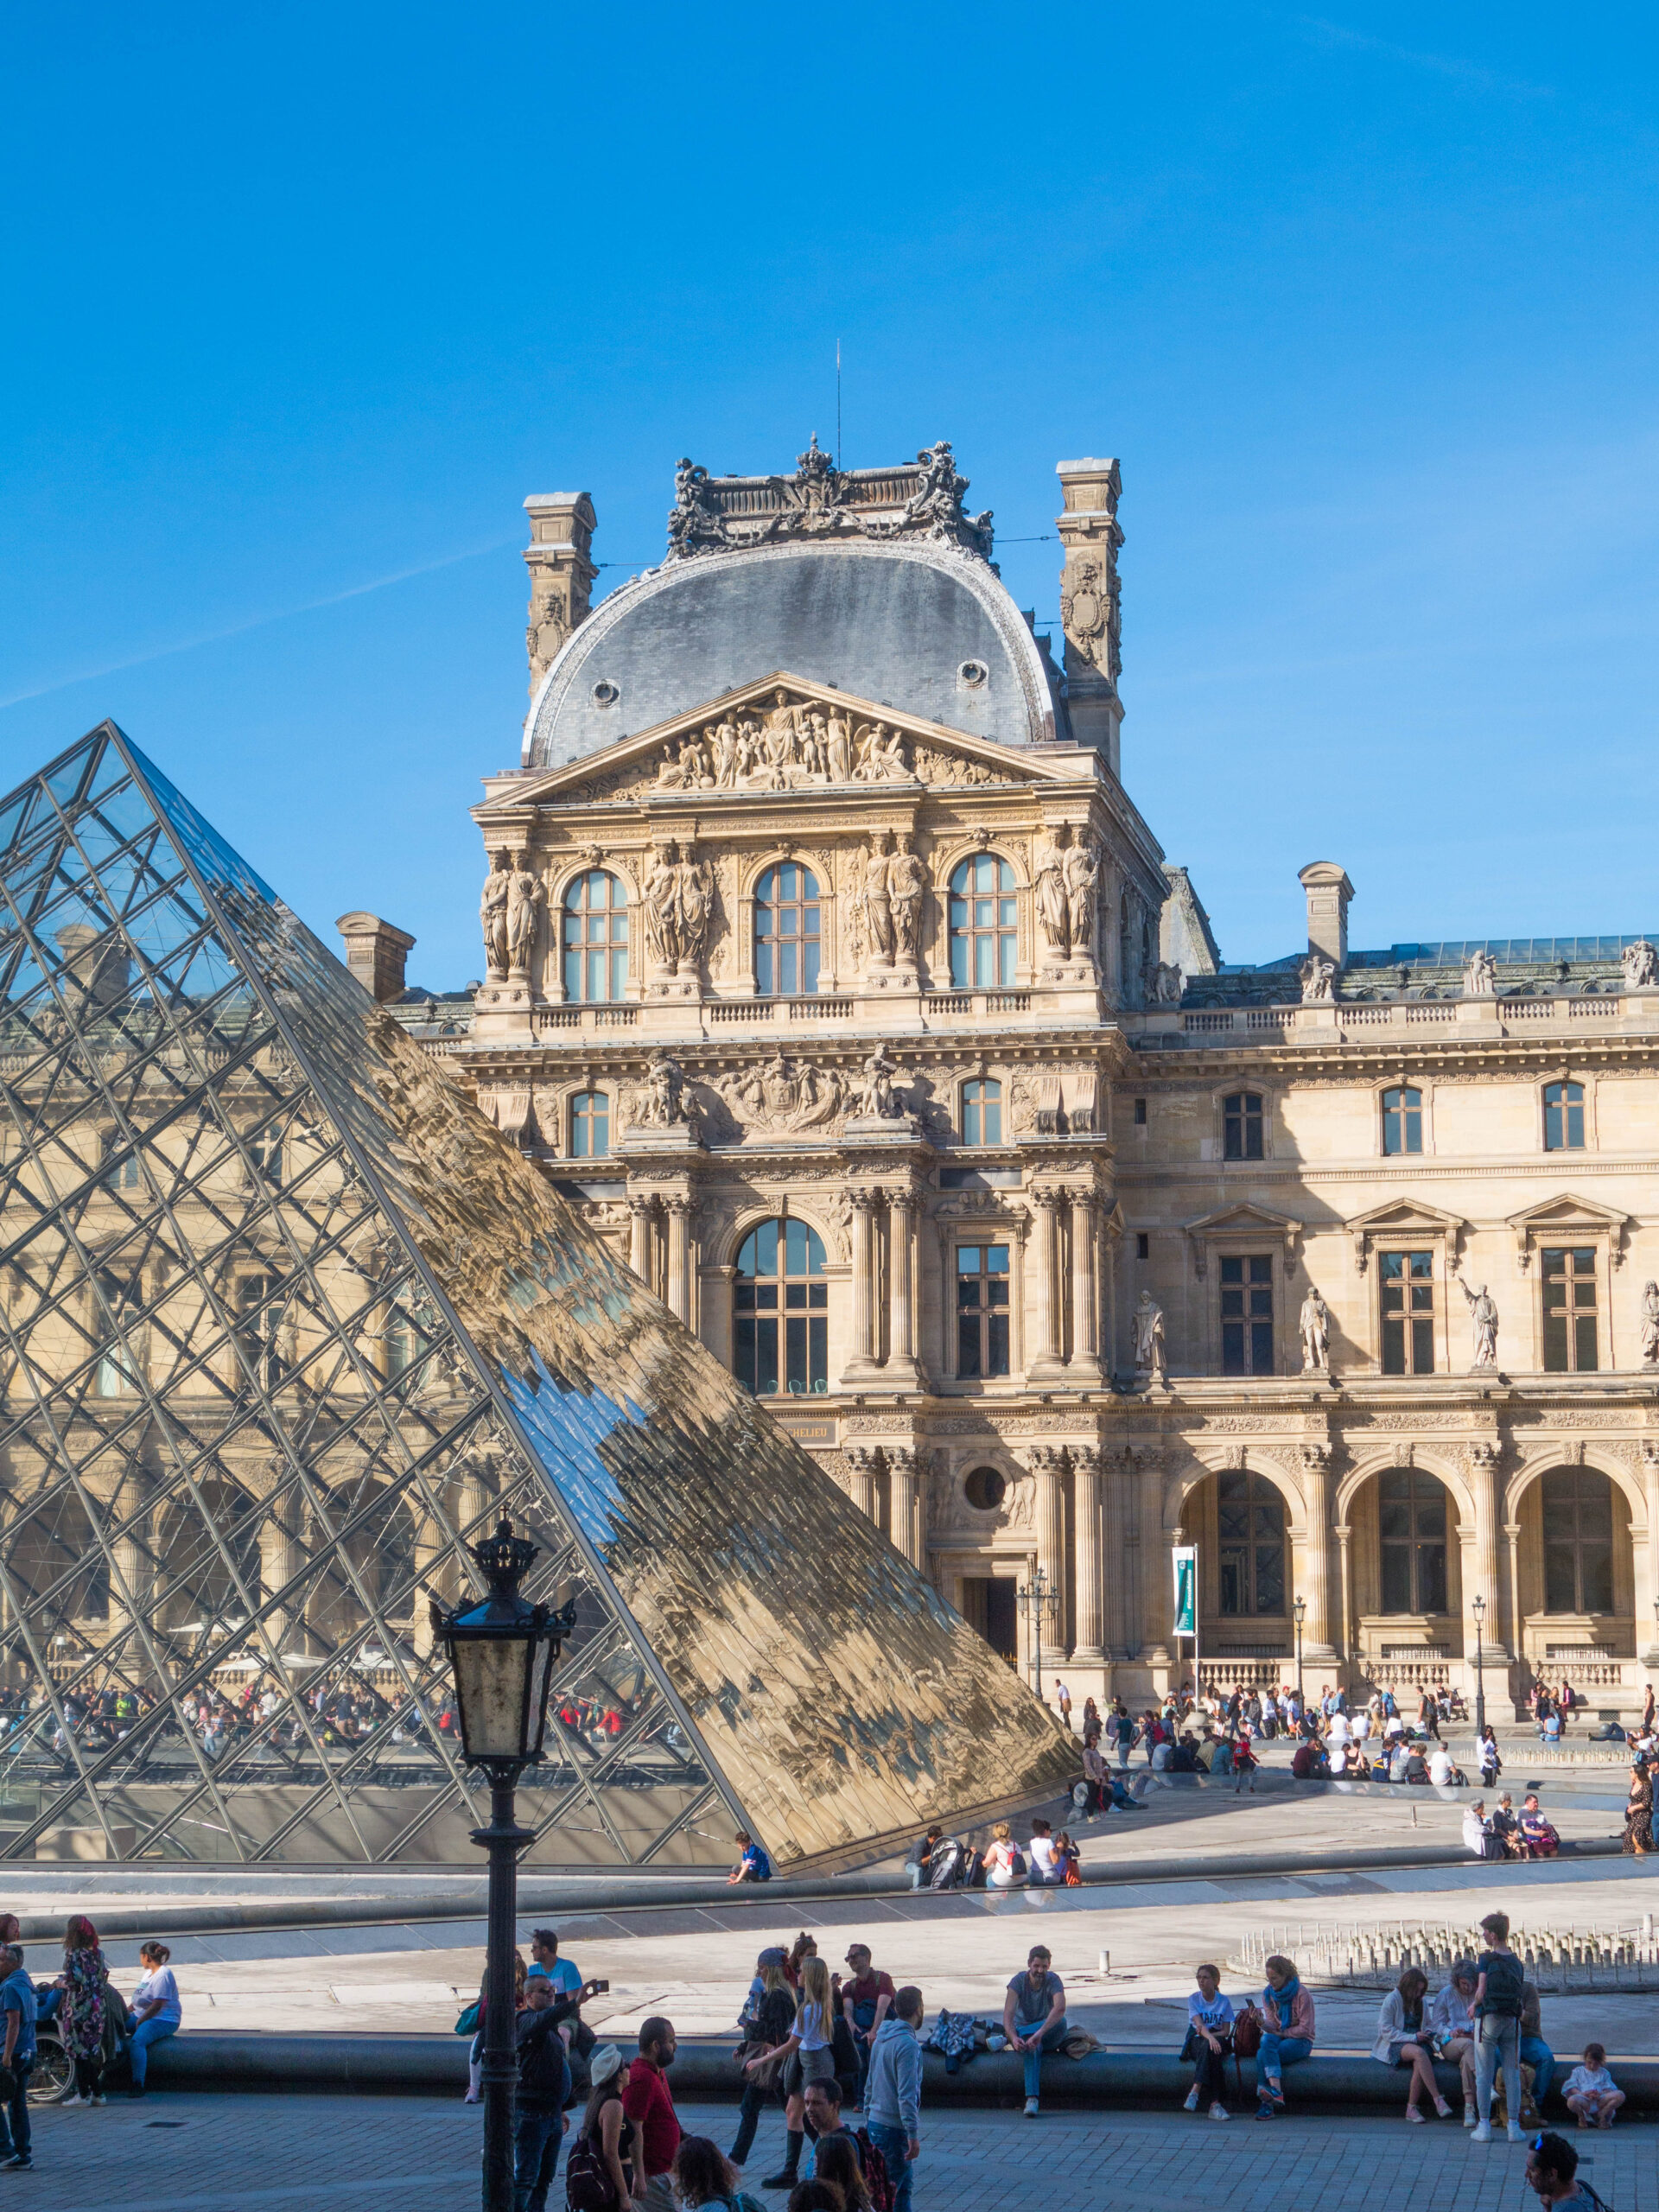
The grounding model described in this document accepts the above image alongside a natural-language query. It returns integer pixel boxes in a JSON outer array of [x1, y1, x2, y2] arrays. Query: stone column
[[1071, 1446, 1104, 1660], [1069, 1193, 1102, 1381], [844, 1446, 878, 1522], [1028, 1446, 1068, 1662], [1028, 1185, 1067, 1382], [257, 1474, 306, 1651], [664, 1196, 691, 1322], [1465, 1446, 1510, 1661], [1336, 1522, 1354, 1663], [1297, 1449, 1338, 1666], [886, 1193, 920, 1385], [1100, 1450, 1131, 1658], [887, 1448, 922, 1568], [1136, 1450, 1170, 1665], [627, 1197, 654, 1286], [842, 1192, 882, 1381]]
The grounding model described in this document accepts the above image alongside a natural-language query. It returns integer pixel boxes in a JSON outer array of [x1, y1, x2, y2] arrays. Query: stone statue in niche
[[505, 852, 545, 976], [1133, 1290, 1166, 1382], [1459, 1279, 1499, 1368], [641, 842, 715, 976], [1299, 1286, 1331, 1372], [480, 849, 512, 979], [887, 832, 926, 960], [1034, 823, 1099, 963], [1149, 961, 1184, 1005], [1034, 826, 1068, 953], [1622, 938, 1658, 988], [1641, 1280, 1659, 1366], [1300, 953, 1337, 1004], [1463, 947, 1499, 997]]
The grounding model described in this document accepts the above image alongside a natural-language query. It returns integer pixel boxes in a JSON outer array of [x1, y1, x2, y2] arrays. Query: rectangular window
[[1380, 1249, 1435, 1375], [1541, 1246, 1599, 1373], [1135, 1233, 1149, 1261], [1544, 1081, 1585, 1151], [1224, 1092, 1263, 1160], [1381, 1086, 1422, 1155], [1219, 1255, 1274, 1376], [956, 1243, 1010, 1379], [1133, 1097, 1147, 1126]]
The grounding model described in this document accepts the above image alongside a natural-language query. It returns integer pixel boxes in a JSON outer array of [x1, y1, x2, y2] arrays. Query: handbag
[[748, 2045, 788, 2092], [454, 2000, 480, 2037], [1231, 2005, 1262, 2059]]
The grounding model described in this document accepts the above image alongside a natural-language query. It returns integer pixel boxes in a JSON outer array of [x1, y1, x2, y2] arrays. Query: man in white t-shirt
[[1326, 1710, 1350, 1753], [1429, 1745, 1457, 1787]]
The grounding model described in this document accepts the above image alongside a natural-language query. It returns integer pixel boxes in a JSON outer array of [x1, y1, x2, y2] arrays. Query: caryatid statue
[[480, 849, 512, 978], [886, 831, 926, 960], [1034, 823, 1071, 957], [860, 830, 895, 964], [1062, 830, 1100, 959], [1132, 1290, 1166, 1383], [505, 852, 545, 976], [1300, 1286, 1331, 1373], [1642, 1281, 1659, 1367], [642, 843, 681, 971], [1460, 1279, 1499, 1369]]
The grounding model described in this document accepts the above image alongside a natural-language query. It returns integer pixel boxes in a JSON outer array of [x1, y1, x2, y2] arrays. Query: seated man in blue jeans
[[1003, 1945, 1066, 2118]]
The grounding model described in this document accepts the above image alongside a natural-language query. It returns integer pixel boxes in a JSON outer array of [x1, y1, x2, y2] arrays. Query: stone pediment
[[503, 673, 1080, 810], [1506, 1192, 1631, 1267], [1345, 1198, 1468, 1274]]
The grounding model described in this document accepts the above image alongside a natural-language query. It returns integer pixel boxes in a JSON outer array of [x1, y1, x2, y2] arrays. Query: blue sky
[[3, 6, 1657, 982]]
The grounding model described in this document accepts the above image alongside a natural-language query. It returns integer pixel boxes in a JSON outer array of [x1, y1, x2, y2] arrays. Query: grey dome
[[524, 537, 1061, 770]]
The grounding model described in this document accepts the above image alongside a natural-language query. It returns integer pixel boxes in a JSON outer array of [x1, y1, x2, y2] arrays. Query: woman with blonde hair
[[731, 1950, 796, 2171], [750, 1954, 834, 2190], [983, 1821, 1024, 1889]]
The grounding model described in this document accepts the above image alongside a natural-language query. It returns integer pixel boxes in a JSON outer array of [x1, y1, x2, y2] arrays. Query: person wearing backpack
[[670, 2134, 766, 2212], [564, 2044, 636, 2212], [1471, 1910, 1527, 2144]]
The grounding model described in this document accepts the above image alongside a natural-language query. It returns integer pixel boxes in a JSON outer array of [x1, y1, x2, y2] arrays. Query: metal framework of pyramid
[[0, 723, 1075, 1867]]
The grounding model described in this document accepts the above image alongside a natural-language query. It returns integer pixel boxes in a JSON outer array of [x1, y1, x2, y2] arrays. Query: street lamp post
[[1293, 1593, 1306, 1708], [1472, 1592, 1487, 1740], [434, 1520, 576, 2212], [1017, 1566, 1062, 1710]]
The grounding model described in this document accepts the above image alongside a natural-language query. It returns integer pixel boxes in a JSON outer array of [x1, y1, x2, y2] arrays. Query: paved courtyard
[[8, 2091, 1646, 2211]]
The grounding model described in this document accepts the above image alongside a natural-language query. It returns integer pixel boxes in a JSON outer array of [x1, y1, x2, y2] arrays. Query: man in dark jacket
[[514, 1980, 575, 2212]]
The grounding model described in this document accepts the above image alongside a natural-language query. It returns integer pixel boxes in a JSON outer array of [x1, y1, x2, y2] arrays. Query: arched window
[[561, 871, 629, 1002], [1382, 1085, 1422, 1155], [1224, 1092, 1263, 1160], [1378, 1468, 1447, 1614], [734, 1219, 827, 1396], [1541, 1468, 1614, 1614], [569, 1090, 609, 1160], [1217, 1469, 1285, 1616], [1543, 1079, 1585, 1151], [960, 1077, 1001, 1146], [754, 863, 820, 997], [947, 855, 1016, 988]]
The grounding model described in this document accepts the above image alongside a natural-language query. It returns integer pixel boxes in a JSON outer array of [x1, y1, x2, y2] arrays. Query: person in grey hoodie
[[863, 1985, 923, 2212]]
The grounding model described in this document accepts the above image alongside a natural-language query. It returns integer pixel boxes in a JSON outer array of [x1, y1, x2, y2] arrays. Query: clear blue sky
[[4, 7, 1657, 983]]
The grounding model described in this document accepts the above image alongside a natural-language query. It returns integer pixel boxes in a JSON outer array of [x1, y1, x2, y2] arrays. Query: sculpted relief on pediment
[[549, 682, 1028, 805]]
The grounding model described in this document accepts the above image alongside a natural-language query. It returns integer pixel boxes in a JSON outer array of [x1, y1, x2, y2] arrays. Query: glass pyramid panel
[[0, 722, 1074, 1866]]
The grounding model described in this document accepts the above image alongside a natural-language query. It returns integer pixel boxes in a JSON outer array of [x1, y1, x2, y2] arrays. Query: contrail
[[0, 535, 518, 712]]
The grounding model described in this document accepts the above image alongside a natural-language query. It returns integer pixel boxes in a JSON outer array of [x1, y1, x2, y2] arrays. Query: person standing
[[527, 1929, 582, 1997], [754, 1959, 834, 2191], [1002, 1945, 1066, 2118], [512, 1978, 572, 2212], [621, 2016, 681, 2212], [0, 1947, 36, 2169], [568, 2046, 636, 2210], [1053, 1681, 1072, 1730], [1471, 1910, 1527, 2144], [125, 1942, 181, 2097], [57, 1916, 108, 2106], [864, 1985, 923, 2212], [730, 1954, 796, 2174], [839, 1946, 893, 2111]]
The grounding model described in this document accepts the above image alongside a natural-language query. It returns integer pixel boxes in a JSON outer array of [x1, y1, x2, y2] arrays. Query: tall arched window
[[1217, 1469, 1286, 1616], [1541, 1468, 1614, 1614], [948, 855, 1016, 988], [754, 863, 820, 997], [562, 871, 629, 1002], [734, 1219, 827, 1396], [960, 1077, 1002, 1146], [1378, 1468, 1447, 1614], [569, 1090, 609, 1160], [1382, 1085, 1422, 1155]]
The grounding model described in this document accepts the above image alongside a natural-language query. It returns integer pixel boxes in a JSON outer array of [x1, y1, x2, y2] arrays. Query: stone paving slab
[[5, 2091, 1648, 2211]]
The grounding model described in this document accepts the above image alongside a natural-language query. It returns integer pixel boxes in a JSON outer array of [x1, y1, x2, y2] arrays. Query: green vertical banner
[[1172, 1546, 1198, 1637]]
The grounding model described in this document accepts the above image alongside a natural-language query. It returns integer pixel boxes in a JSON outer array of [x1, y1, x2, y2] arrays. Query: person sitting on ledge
[[728, 1830, 772, 1885], [1247, 1954, 1315, 2121], [1563, 2043, 1624, 2130], [902, 1827, 944, 1891], [1290, 1734, 1328, 1780], [1519, 1794, 1561, 1859], [1372, 1967, 1452, 2124]]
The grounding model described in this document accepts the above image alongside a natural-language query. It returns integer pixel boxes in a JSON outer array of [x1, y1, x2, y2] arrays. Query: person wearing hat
[[570, 2042, 636, 2210]]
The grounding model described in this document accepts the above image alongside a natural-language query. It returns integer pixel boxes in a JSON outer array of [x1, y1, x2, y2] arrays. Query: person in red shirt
[[620, 2016, 680, 2212], [840, 1944, 895, 2111]]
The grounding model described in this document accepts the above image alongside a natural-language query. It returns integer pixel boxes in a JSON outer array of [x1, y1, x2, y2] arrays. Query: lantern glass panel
[[451, 1634, 536, 1762]]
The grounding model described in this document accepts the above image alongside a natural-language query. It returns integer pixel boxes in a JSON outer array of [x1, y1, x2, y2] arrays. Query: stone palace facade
[[359, 439, 1659, 1719]]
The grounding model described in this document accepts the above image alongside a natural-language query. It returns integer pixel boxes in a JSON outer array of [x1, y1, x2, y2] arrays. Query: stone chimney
[[1298, 862, 1354, 970], [524, 493, 598, 696], [1055, 459, 1123, 777], [336, 912, 416, 1003]]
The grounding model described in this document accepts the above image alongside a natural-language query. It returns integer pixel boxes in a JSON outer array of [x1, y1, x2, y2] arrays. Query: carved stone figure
[[1133, 1290, 1167, 1383], [825, 708, 853, 785], [642, 844, 681, 970], [527, 589, 568, 680], [480, 849, 512, 978], [1642, 1280, 1659, 1366], [1463, 947, 1499, 997], [854, 1047, 905, 1120], [900, 440, 995, 558], [1034, 825, 1070, 955], [887, 832, 926, 960], [1149, 960, 1184, 1005], [1063, 831, 1099, 959], [505, 852, 544, 975], [858, 830, 895, 964], [1460, 1279, 1499, 1368], [1300, 1287, 1331, 1372], [674, 844, 715, 975], [711, 719, 739, 787], [854, 721, 909, 781], [1059, 555, 1116, 671], [1623, 938, 1659, 988], [1299, 953, 1337, 1004], [666, 458, 729, 557], [633, 1053, 692, 1128]]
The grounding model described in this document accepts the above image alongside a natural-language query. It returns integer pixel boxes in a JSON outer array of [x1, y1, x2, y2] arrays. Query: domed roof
[[523, 534, 1065, 772]]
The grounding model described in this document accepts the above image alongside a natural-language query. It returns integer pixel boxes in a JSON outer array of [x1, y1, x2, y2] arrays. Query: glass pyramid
[[0, 723, 1074, 1867]]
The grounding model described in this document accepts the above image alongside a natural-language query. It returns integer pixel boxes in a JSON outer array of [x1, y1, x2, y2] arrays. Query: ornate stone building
[[379, 438, 1659, 1719]]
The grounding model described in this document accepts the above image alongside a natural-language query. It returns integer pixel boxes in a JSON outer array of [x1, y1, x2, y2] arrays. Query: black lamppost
[[1471, 1591, 1487, 1740], [1293, 1593, 1306, 1708], [1017, 1566, 1062, 1710], [434, 1521, 576, 2212]]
